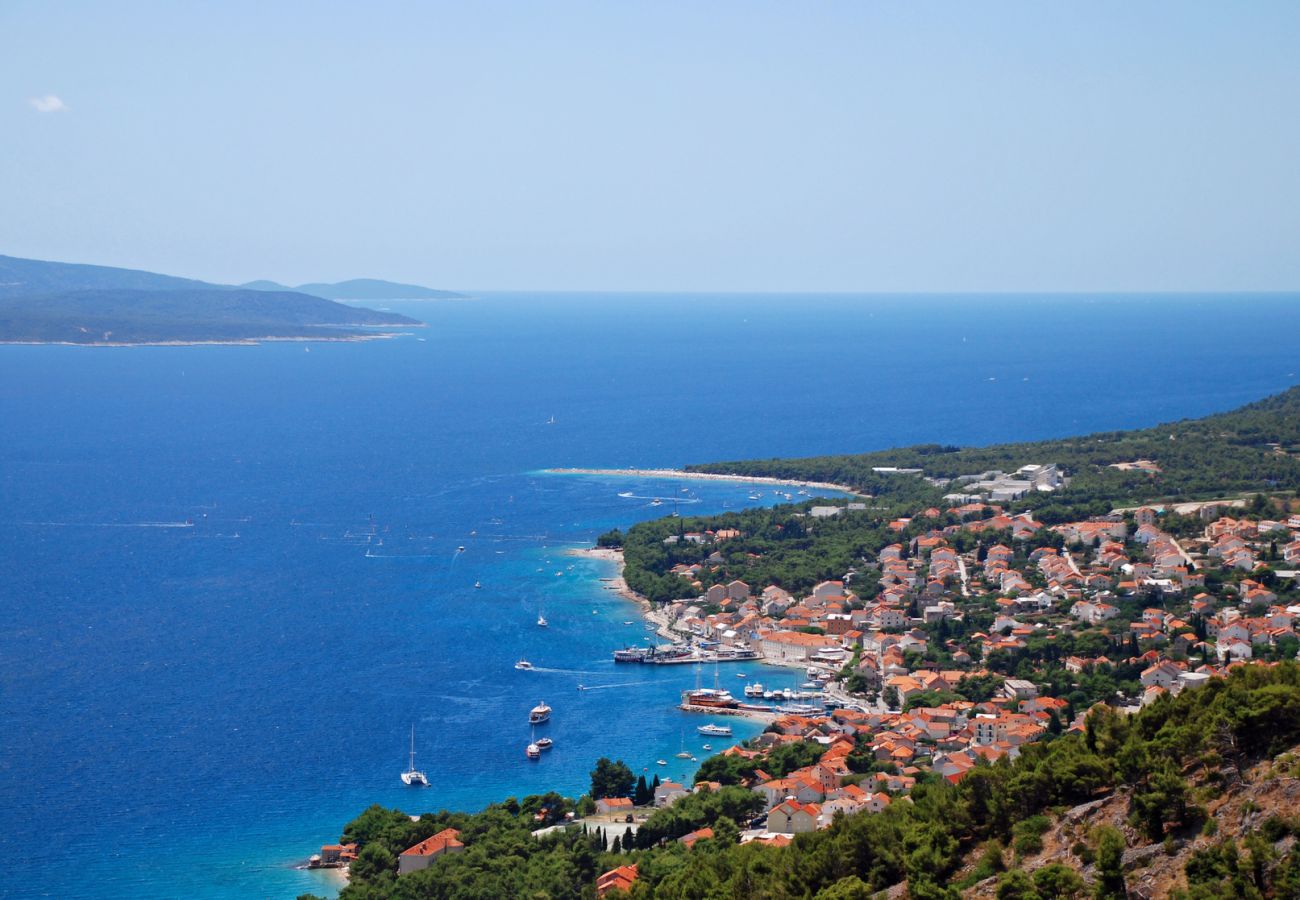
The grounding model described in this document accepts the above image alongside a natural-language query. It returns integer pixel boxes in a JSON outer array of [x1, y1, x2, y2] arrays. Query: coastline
[[564, 547, 681, 639], [545, 467, 864, 497], [565, 546, 800, 718]]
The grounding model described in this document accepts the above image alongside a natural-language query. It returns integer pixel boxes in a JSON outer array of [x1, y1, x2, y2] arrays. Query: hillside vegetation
[[0, 254, 423, 344], [315, 664, 1300, 900], [686, 386, 1300, 522]]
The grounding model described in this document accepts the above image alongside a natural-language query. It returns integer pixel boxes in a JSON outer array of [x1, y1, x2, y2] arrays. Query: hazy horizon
[[4, 2, 1299, 293]]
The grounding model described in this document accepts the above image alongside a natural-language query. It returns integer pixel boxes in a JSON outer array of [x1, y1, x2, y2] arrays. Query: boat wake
[[522, 666, 608, 676], [18, 520, 196, 528], [574, 681, 645, 692]]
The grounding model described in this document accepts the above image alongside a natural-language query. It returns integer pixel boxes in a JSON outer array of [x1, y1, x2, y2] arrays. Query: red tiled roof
[[401, 828, 463, 857]]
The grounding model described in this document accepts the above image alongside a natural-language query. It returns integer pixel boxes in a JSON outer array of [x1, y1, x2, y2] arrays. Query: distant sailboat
[[546, 415, 556, 425], [537, 604, 548, 627], [401, 726, 429, 786]]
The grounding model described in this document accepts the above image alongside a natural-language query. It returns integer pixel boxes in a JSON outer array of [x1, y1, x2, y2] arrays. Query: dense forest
[[686, 386, 1300, 520], [610, 387, 1300, 603], [313, 663, 1300, 899]]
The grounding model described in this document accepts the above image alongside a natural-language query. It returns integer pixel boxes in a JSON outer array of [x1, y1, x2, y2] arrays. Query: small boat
[[546, 415, 556, 425], [623, 620, 635, 626], [474, 581, 482, 589], [701, 743, 712, 751], [697, 723, 732, 737], [529, 701, 551, 724], [536, 737, 553, 750], [457, 545, 465, 552], [736, 673, 747, 678], [744, 683, 764, 698], [676, 750, 692, 759], [526, 742, 541, 760], [515, 658, 533, 670], [651, 498, 662, 506], [537, 614, 548, 627], [656, 759, 667, 766], [401, 726, 429, 786]]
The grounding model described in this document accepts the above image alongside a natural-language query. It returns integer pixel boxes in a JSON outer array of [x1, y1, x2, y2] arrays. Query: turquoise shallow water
[[1, 292, 1298, 898]]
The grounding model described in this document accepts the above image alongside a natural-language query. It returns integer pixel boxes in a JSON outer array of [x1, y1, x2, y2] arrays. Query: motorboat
[[515, 658, 533, 670], [743, 683, 764, 697], [529, 701, 551, 724], [701, 743, 712, 751], [400, 726, 429, 786], [697, 723, 732, 737], [526, 742, 541, 760], [536, 737, 553, 750]]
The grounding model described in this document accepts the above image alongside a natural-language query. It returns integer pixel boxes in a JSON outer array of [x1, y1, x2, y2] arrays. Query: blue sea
[[1, 292, 1298, 898]]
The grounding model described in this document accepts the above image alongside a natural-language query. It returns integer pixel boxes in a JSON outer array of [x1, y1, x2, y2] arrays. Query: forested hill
[[686, 386, 1300, 521], [240, 277, 465, 300], [0, 288, 421, 344], [0, 254, 424, 344], [0, 253, 216, 298]]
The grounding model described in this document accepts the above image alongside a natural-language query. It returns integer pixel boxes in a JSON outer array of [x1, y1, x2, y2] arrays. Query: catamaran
[[401, 726, 429, 786]]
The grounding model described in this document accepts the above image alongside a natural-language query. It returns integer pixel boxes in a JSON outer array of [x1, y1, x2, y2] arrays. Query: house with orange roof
[[679, 827, 714, 849], [398, 828, 464, 875], [597, 863, 639, 897], [767, 799, 821, 834], [595, 796, 634, 815]]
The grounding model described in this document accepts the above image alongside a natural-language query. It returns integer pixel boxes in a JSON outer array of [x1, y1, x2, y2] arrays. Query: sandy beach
[[545, 467, 864, 497]]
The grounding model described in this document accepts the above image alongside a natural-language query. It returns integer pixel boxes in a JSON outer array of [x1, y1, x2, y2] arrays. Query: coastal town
[[316, 472, 1300, 897]]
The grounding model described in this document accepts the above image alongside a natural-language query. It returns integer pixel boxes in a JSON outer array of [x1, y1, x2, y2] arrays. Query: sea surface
[[1, 292, 1298, 898]]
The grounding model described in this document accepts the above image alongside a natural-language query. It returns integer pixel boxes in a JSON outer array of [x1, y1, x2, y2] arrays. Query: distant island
[[240, 278, 466, 301], [0, 254, 431, 345]]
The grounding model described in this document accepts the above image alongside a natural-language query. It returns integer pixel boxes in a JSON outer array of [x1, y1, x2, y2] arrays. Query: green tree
[[996, 869, 1042, 900], [591, 757, 636, 799], [814, 875, 875, 899], [1094, 826, 1126, 899], [1033, 863, 1085, 898]]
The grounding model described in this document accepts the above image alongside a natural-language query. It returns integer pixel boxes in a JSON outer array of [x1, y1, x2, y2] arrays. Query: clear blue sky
[[3, 1, 1298, 292]]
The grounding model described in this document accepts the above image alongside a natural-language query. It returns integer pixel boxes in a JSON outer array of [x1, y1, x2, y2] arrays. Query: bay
[[1, 292, 1297, 898]]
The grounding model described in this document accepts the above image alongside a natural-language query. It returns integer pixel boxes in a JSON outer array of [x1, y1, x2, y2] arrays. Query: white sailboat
[[401, 725, 429, 786], [537, 602, 548, 627]]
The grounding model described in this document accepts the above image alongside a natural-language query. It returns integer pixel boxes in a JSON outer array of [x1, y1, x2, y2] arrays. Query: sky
[[3, 1, 1299, 292]]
